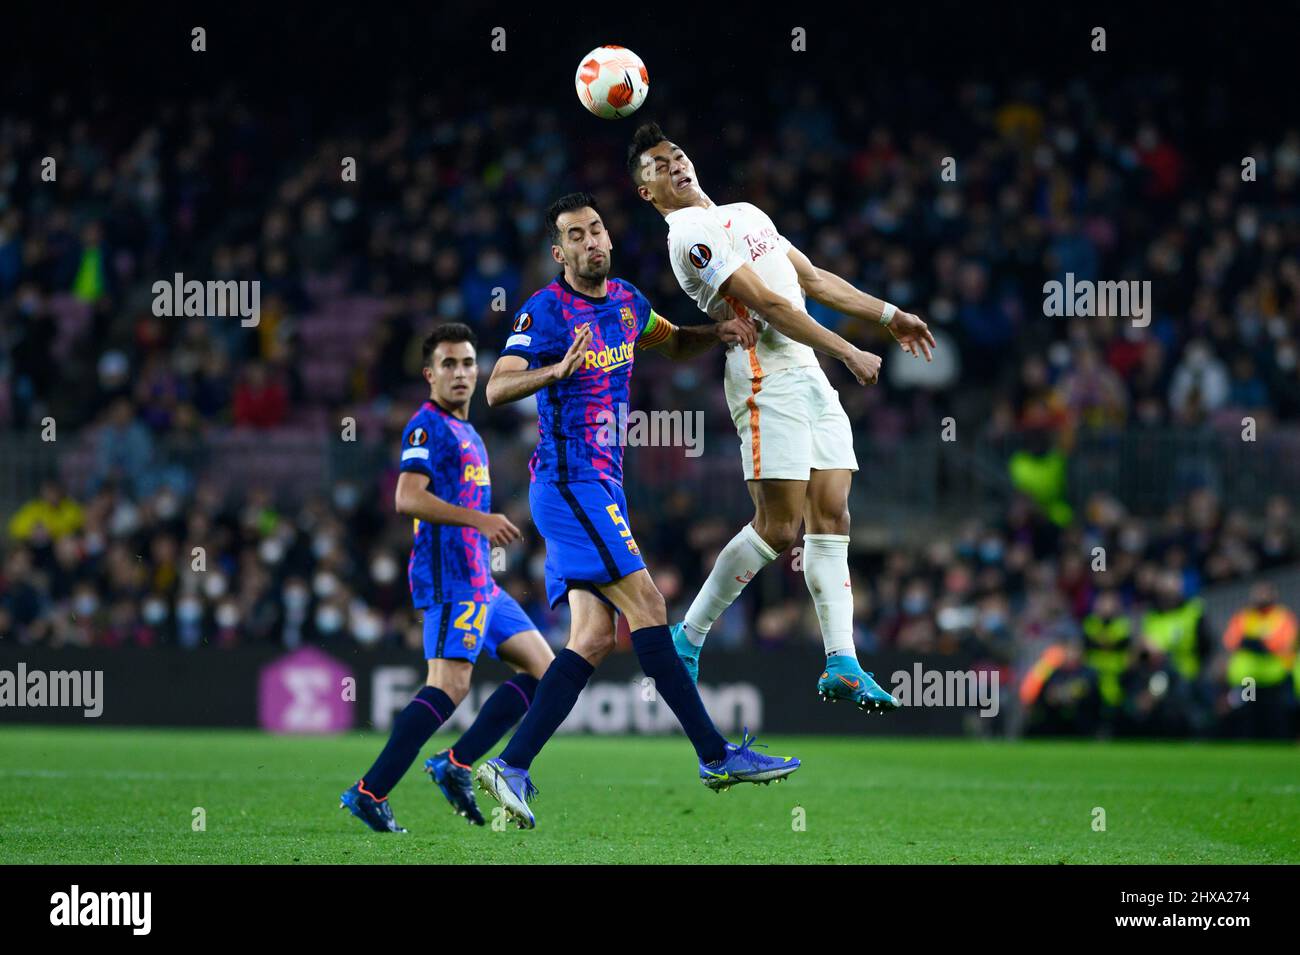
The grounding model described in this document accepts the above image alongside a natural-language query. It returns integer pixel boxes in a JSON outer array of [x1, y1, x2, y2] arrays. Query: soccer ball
[[574, 45, 649, 119]]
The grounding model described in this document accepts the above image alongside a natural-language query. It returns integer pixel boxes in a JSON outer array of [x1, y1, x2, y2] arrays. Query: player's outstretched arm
[[717, 264, 882, 385], [486, 324, 592, 406], [787, 244, 936, 361], [395, 471, 520, 547], [638, 310, 759, 361]]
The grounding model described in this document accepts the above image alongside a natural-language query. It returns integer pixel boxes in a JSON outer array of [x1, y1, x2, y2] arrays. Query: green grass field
[[1, 727, 1296, 864]]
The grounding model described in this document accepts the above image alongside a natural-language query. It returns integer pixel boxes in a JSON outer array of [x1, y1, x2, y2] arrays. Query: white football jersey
[[666, 201, 819, 381]]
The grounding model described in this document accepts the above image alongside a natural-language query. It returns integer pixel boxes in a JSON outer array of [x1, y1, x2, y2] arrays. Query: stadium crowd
[[3, 64, 1299, 738]]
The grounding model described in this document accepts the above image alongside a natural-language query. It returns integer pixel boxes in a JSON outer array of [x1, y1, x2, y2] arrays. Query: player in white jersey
[[626, 122, 936, 713]]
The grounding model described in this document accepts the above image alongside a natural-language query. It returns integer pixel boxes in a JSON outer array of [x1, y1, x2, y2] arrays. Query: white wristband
[[879, 303, 897, 325]]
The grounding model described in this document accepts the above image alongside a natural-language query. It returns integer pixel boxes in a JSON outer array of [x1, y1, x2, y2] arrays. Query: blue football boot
[[671, 622, 701, 684], [474, 758, 538, 829], [816, 655, 900, 713], [339, 781, 408, 833], [699, 728, 801, 791], [425, 749, 485, 826]]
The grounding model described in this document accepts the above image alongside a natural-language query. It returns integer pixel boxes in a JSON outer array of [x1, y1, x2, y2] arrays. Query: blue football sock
[[359, 685, 454, 799], [449, 673, 539, 766], [631, 624, 728, 763], [499, 650, 593, 771]]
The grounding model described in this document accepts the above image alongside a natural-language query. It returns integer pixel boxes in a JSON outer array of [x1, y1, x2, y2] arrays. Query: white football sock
[[682, 523, 780, 647], [803, 533, 857, 659]]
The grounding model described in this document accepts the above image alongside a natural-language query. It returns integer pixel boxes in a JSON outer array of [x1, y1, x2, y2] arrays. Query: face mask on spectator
[[313, 572, 339, 598], [260, 537, 285, 565], [74, 593, 99, 617], [312, 534, 336, 559], [142, 598, 168, 625], [332, 484, 359, 512], [110, 503, 142, 537], [371, 556, 398, 584], [980, 610, 1007, 630], [155, 490, 180, 521], [315, 606, 343, 634], [215, 602, 240, 629], [203, 572, 228, 599], [177, 597, 203, 624], [352, 605, 381, 644], [284, 585, 310, 611], [903, 594, 930, 615], [84, 531, 106, 557]]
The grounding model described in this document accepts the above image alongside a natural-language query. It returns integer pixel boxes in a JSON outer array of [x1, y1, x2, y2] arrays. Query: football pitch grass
[[1, 727, 1296, 865]]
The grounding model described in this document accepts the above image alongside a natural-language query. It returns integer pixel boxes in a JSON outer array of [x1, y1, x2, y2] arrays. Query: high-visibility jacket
[[7, 498, 84, 541], [1083, 614, 1131, 706], [1222, 604, 1297, 689], [1142, 598, 1205, 680]]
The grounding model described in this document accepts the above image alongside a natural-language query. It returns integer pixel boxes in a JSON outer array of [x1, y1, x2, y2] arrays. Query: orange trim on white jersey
[[723, 294, 764, 378], [746, 377, 762, 478]]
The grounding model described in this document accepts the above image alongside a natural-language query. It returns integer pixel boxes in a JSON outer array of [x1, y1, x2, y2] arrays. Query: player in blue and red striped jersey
[[473, 192, 802, 829], [340, 323, 554, 833]]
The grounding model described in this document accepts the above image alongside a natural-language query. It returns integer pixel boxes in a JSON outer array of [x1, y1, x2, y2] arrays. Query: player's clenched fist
[[717, 315, 760, 349], [555, 324, 593, 379], [476, 512, 522, 547], [842, 347, 882, 385]]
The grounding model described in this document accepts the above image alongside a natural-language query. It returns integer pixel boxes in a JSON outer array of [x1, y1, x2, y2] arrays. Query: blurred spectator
[[233, 362, 288, 429], [1081, 589, 1132, 715], [8, 480, 84, 542], [1218, 582, 1296, 739], [92, 397, 155, 497]]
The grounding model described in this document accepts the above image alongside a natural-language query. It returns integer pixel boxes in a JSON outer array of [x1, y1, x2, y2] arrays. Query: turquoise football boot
[[816, 655, 900, 713], [670, 621, 701, 684]]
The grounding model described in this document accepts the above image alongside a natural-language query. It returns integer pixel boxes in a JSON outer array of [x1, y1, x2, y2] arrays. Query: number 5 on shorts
[[605, 504, 632, 539]]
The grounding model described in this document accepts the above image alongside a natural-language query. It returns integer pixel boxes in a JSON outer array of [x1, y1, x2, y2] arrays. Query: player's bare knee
[[755, 519, 798, 553], [607, 573, 666, 629], [635, 584, 667, 625], [569, 627, 615, 664], [427, 665, 471, 705], [810, 507, 850, 537]]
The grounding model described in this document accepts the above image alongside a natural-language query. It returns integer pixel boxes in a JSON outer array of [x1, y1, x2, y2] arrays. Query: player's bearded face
[[553, 209, 612, 283], [574, 242, 611, 281]]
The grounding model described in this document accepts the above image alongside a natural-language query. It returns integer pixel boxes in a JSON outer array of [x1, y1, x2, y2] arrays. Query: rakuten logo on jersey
[[585, 340, 635, 371]]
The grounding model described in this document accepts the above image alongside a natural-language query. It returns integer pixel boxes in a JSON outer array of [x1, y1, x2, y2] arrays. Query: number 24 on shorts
[[453, 601, 487, 635]]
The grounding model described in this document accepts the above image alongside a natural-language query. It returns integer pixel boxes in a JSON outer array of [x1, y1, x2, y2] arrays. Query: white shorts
[[722, 364, 859, 481]]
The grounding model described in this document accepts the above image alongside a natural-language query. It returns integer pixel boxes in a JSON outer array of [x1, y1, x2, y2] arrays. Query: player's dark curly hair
[[544, 192, 603, 245], [627, 122, 668, 183], [421, 322, 477, 366]]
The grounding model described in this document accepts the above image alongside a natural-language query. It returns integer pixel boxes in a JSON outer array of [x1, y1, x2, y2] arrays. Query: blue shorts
[[530, 480, 646, 609], [420, 589, 537, 663]]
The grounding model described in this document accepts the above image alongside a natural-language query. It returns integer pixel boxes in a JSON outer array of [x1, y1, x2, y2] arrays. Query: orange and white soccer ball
[[574, 45, 649, 119]]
